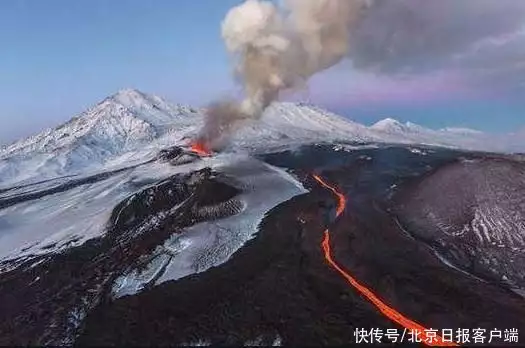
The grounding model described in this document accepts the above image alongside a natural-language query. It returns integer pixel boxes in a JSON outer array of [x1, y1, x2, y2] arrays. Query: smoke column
[[192, 0, 525, 151], [195, 0, 369, 151]]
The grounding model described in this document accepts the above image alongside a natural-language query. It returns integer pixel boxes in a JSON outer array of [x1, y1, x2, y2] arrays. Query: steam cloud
[[196, 0, 369, 150]]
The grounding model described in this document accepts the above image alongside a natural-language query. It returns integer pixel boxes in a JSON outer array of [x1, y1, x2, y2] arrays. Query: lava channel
[[313, 174, 457, 347]]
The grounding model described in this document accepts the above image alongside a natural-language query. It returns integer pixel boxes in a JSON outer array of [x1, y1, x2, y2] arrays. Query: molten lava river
[[313, 174, 457, 347]]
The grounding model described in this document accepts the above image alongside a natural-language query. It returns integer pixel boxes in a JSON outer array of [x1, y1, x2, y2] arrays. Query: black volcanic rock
[[156, 146, 200, 165], [157, 146, 184, 161]]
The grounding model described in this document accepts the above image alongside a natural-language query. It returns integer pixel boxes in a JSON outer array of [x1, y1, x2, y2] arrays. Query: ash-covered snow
[[0, 147, 253, 272], [397, 157, 525, 292], [112, 157, 307, 298], [0, 161, 189, 267]]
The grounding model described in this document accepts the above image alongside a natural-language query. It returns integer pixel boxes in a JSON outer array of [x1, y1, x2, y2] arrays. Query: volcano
[[0, 90, 524, 346]]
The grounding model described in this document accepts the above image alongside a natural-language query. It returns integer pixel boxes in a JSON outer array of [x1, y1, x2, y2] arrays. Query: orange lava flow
[[313, 174, 457, 347], [190, 141, 211, 157]]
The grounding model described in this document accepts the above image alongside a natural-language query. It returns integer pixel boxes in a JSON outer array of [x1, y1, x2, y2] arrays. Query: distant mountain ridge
[[0, 88, 516, 187]]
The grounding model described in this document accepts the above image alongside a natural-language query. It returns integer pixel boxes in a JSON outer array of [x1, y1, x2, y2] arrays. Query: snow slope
[[0, 160, 187, 266], [112, 157, 307, 298]]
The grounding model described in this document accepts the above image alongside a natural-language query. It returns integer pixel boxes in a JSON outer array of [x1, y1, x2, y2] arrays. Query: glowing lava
[[313, 174, 457, 347], [190, 141, 211, 157]]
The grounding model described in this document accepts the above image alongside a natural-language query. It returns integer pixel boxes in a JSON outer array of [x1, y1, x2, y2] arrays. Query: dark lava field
[[1, 144, 524, 346]]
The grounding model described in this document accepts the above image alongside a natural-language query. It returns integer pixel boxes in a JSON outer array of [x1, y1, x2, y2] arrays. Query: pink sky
[[298, 68, 479, 108]]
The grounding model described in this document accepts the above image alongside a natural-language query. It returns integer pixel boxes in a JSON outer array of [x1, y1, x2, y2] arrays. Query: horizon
[[1, 0, 525, 144]]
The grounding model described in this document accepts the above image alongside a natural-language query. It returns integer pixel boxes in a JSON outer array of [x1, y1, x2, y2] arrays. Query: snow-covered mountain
[[369, 117, 488, 149], [1, 89, 199, 158], [232, 102, 374, 150], [371, 118, 483, 137], [370, 118, 416, 133], [0, 88, 508, 187], [0, 89, 201, 186]]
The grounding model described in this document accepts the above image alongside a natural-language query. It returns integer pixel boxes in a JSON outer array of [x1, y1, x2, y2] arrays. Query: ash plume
[[194, 0, 525, 151], [195, 0, 369, 150]]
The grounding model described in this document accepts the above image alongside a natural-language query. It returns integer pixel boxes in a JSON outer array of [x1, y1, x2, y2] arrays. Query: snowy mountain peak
[[106, 89, 156, 111], [371, 118, 411, 132], [0, 89, 205, 184], [100, 88, 200, 126], [112, 88, 148, 101], [371, 118, 461, 135], [109, 88, 172, 113]]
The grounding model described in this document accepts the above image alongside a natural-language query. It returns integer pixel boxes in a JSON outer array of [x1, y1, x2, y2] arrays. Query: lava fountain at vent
[[312, 174, 455, 347], [190, 141, 211, 157]]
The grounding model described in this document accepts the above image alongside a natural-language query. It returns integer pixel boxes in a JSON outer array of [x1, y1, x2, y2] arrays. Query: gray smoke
[[196, 0, 369, 150], [195, 0, 525, 150]]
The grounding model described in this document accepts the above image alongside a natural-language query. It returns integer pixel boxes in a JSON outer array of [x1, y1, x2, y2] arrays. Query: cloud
[[327, 0, 525, 103], [451, 27, 525, 95]]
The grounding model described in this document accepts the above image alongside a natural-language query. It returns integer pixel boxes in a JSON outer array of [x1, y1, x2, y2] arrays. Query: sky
[[1, 0, 524, 144]]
